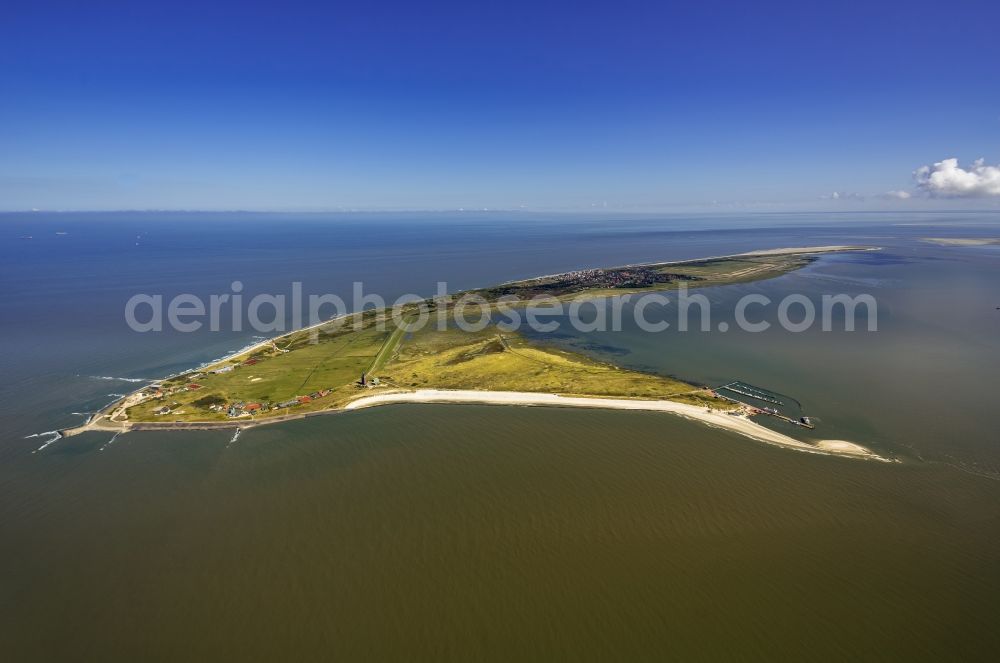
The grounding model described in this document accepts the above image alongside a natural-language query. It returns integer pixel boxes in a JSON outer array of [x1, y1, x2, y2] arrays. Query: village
[[138, 349, 383, 421], [556, 266, 698, 290], [486, 265, 700, 298]]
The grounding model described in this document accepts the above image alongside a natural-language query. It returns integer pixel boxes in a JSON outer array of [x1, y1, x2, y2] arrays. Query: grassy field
[[381, 324, 725, 408], [127, 319, 389, 422], [368, 320, 408, 374], [127, 319, 728, 423]]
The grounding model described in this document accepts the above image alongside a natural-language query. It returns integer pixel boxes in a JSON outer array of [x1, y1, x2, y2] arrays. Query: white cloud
[[881, 190, 911, 199], [914, 157, 1000, 197], [821, 191, 865, 201]]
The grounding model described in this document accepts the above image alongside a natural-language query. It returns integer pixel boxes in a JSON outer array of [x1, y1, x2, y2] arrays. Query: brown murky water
[[3, 405, 997, 660]]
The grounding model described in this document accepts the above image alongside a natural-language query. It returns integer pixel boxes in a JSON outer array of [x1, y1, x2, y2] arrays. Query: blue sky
[[2, 0, 999, 211]]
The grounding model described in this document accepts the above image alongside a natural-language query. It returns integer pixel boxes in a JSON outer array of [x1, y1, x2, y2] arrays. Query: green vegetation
[[192, 394, 226, 408], [368, 320, 408, 374], [127, 314, 392, 422], [385, 324, 722, 407], [127, 320, 725, 422]]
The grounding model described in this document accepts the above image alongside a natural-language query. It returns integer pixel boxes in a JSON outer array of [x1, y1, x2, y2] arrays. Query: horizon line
[[2, 207, 1000, 216]]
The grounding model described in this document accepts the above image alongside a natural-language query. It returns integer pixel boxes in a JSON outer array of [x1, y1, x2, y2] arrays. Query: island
[[60, 246, 886, 460]]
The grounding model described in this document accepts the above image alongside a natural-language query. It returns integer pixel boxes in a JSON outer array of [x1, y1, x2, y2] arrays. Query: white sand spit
[[345, 390, 889, 461]]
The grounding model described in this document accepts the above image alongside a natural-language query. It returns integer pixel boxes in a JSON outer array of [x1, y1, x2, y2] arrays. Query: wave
[[176, 338, 273, 377], [227, 428, 242, 447], [99, 431, 123, 452], [27, 430, 62, 453], [96, 396, 123, 411], [87, 375, 150, 383]]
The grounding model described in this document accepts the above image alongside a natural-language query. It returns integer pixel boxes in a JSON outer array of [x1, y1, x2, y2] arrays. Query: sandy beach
[[506, 245, 875, 284], [345, 389, 886, 461], [737, 245, 876, 256], [65, 388, 889, 463], [921, 237, 1000, 247]]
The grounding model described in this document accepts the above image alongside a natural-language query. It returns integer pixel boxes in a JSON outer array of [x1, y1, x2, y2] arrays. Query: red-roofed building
[[245, 403, 262, 412], [297, 395, 312, 404], [187, 383, 202, 390]]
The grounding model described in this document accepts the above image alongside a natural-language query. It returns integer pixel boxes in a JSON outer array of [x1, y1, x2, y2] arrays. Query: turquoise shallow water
[[1, 212, 999, 659]]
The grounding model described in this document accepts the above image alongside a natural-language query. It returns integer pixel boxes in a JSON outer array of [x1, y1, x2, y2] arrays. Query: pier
[[714, 381, 815, 429], [717, 382, 784, 406]]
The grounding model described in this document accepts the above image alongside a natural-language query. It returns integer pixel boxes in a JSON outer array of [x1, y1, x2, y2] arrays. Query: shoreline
[[65, 388, 889, 461], [498, 245, 876, 285], [344, 390, 889, 461], [58, 244, 886, 462]]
